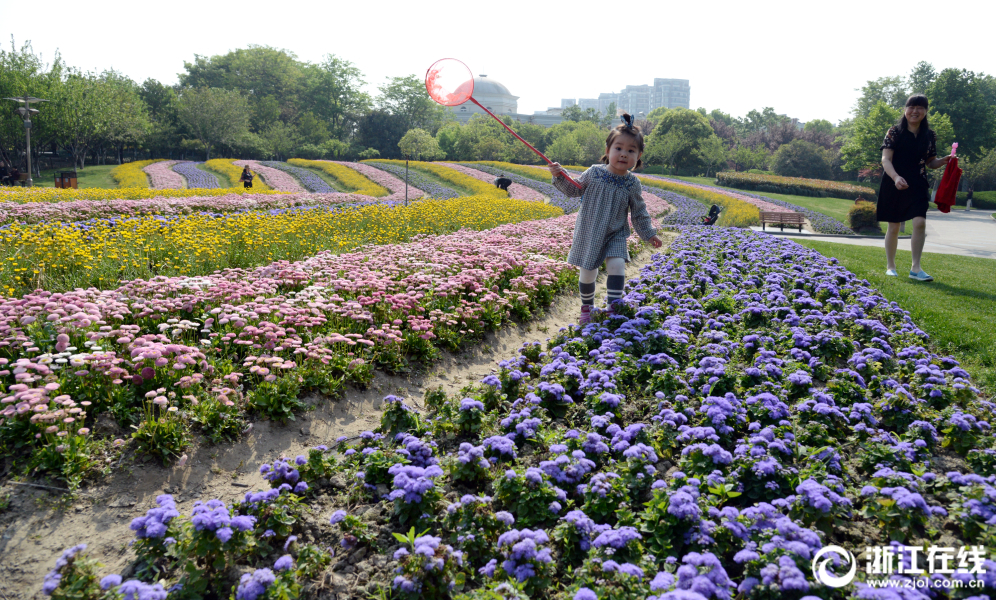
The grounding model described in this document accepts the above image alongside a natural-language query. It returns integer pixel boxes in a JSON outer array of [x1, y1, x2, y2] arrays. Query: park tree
[[804, 119, 835, 136], [840, 101, 901, 173], [853, 76, 908, 119], [0, 39, 65, 171], [729, 145, 770, 172], [600, 102, 618, 128], [771, 139, 832, 180], [48, 70, 114, 169], [546, 135, 582, 165], [964, 147, 996, 190], [97, 70, 151, 164], [176, 87, 251, 160], [398, 128, 444, 160], [735, 107, 789, 137], [139, 78, 181, 158], [646, 107, 714, 171], [295, 112, 331, 146], [260, 121, 298, 160], [927, 68, 996, 158], [353, 109, 408, 159], [300, 54, 371, 140], [180, 45, 303, 128], [378, 74, 450, 134], [909, 61, 936, 95], [697, 135, 728, 177]]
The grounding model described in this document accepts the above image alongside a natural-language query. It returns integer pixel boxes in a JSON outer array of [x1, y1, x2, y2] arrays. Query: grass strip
[[799, 240, 996, 397]]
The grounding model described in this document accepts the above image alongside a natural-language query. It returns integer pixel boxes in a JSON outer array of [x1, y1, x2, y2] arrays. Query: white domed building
[[448, 74, 563, 127]]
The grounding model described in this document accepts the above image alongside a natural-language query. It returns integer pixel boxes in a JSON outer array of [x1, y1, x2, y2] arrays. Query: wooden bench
[[760, 211, 805, 232]]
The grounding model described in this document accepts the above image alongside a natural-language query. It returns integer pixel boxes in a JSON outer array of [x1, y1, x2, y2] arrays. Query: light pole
[[4, 95, 49, 187]]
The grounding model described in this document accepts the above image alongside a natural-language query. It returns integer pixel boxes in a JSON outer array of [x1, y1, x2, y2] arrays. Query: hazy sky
[[4, 0, 992, 124]]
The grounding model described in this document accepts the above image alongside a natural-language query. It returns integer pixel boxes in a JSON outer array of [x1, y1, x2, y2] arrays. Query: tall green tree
[[646, 108, 714, 171], [853, 76, 908, 120], [909, 61, 936, 95], [771, 139, 832, 179], [48, 70, 114, 169], [377, 75, 449, 134], [398, 128, 444, 160], [840, 101, 901, 173], [300, 54, 370, 140], [139, 78, 181, 158], [176, 87, 251, 160], [0, 39, 64, 170], [927, 68, 996, 158], [98, 70, 150, 164]]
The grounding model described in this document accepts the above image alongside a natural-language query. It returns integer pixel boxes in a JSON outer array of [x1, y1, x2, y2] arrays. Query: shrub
[[717, 171, 876, 201], [847, 201, 879, 232], [956, 190, 996, 209], [771, 139, 833, 180]]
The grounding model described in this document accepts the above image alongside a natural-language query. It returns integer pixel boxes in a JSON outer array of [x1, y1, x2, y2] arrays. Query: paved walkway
[[752, 209, 996, 260]]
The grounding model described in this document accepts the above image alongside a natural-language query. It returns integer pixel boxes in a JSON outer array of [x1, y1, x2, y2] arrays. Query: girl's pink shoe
[[579, 305, 592, 325]]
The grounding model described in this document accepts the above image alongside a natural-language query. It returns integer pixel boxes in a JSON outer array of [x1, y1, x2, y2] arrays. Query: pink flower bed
[[328, 162, 426, 202], [143, 161, 185, 189], [640, 190, 672, 216], [437, 163, 547, 203], [0, 193, 381, 225], [234, 160, 305, 193], [641, 175, 794, 213]]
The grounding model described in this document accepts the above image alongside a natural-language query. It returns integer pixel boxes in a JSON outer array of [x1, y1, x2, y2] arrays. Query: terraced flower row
[[0, 186, 283, 204], [462, 161, 580, 213], [438, 163, 546, 203], [718, 171, 877, 202], [171, 162, 222, 189], [235, 160, 306, 193], [260, 161, 337, 194], [364, 162, 460, 199], [142, 160, 185, 190], [40, 226, 995, 599], [0, 195, 559, 296]]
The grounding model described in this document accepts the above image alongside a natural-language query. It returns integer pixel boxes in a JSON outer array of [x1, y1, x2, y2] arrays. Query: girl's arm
[[628, 180, 658, 241], [550, 163, 588, 198]]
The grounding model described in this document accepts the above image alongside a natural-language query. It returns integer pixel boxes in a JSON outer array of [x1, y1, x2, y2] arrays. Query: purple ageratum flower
[[116, 580, 168, 600], [387, 464, 444, 504], [592, 526, 642, 550], [130, 495, 179, 539], [460, 397, 485, 411], [682, 443, 734, 465], [274, 554, 294, 571], [259, 458, 300, 487], [215, 527, 234, 543], [100, 574, 123, 590], [483, 435, 518, 461], [190, 499, 231, 533], [496, 528, 553, 582], [235, 568, 277, 600], [575, 588, 598, 600], [674, 551, 736, 599], [330, 510, 347, 524]]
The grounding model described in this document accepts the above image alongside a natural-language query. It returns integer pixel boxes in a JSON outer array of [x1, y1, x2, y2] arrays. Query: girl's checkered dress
[[553, 164, 657, 271]]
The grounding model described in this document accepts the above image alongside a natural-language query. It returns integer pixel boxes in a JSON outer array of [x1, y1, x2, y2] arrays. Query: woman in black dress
[[878, 94, 953, 281], [240, 166, 254, 189]]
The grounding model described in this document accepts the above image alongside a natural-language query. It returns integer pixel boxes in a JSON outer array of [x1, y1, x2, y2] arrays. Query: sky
[[4, 0, 993, 125]]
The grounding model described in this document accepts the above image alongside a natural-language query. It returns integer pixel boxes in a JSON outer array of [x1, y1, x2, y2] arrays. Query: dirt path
[[0, 242, 672, 599]]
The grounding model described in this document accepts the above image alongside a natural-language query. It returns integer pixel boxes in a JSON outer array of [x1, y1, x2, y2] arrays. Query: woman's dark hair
[[897, 94, 931, 134], [601, 113, 644, 170]]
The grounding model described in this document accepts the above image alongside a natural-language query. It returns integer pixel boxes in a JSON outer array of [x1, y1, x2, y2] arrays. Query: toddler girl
[[549, 113, 663, 325]]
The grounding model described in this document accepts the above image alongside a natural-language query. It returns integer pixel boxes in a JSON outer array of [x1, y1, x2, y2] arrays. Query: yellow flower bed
[[0, 195, 561, 295], [468, 161, 553, 183], [109, 159, 163, 188], [204, 158, 272, 191], [637, 176, 760, 227], [289, 159, 388, 197], [367, 160, 507, 198], [0, 187, 286, 204], [717, 171, 876, 201]]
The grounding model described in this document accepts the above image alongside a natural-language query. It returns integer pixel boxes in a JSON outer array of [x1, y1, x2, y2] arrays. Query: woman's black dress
[[877, 125, 937, 222]]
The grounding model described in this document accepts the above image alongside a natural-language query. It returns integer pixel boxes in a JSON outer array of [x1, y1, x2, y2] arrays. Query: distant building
[[597, 93, 618, 114], [578, 98, 599, 111], [561, 98, 576, 108], [652, 78, 691, 110], [445, 75, 564, 127], [618, 85, 653, 117]]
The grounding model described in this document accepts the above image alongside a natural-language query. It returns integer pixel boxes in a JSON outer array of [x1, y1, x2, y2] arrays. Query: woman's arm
[[927, 156, 952, 169], [881, 149, 909, 190]]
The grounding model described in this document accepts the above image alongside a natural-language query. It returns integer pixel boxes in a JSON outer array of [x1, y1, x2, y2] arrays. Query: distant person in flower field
[[878, 94, 953, 282], [240, 165, 254, 189], [548, 113, 663, 326]]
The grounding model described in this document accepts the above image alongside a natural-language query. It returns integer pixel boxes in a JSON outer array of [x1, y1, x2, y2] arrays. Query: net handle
[[469, 97, 582, 190]]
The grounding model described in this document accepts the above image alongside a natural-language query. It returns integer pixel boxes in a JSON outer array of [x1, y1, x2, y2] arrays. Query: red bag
[[934, 156, 961, 213]]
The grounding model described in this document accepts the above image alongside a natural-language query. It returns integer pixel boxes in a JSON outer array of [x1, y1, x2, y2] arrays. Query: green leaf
[[392, 532, 410, 544]]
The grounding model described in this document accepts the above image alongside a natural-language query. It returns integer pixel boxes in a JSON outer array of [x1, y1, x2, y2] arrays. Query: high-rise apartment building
[[652, 78, 691, 110], [618, 85, 653, 116], [561, 98, 577, 108], [597, 93, 618, 114], [578, 98, 599, 111]]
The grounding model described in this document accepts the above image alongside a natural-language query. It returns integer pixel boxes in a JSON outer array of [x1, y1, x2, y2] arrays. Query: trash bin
[[61, 171, 78, 189]]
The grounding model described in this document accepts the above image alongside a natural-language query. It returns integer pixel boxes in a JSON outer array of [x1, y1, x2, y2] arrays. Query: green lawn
[[31, 165, 119, 189], [670, 175, 884, 235], [798, 241, 996, 398]]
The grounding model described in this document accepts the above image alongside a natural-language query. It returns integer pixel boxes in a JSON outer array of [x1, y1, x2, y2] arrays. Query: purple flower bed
[[642, 187, 709, 227], [173, 161, 221, 189], [39, 226, 996, 598], [364, 161, 460, 199], [648, 175, 856, 235], [461, 163, 581, 214], [260, 161, 336, 194]]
